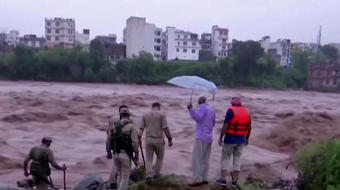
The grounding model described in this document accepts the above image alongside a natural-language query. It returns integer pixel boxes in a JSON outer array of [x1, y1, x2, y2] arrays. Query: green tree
[[321, 45, 338, 63]]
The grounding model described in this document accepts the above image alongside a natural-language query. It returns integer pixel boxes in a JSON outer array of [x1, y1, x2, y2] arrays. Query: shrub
[[297, 139, 340, 190]]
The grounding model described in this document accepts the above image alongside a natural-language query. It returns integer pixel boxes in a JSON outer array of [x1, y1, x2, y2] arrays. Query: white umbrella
[[167, 75, 217, 102]]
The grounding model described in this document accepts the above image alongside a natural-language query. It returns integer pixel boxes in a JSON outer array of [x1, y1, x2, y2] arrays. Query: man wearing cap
[[216, 97, 251, 187], [187, 96, 216, 187], [23, 137, 67, 190], [106, 105, 139, 190], [139, 102, 173, 184]]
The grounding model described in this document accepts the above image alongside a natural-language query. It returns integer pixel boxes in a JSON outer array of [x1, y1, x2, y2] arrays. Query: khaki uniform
[[24, 145, 58, 190], [106, 118, 138, 190], [140, 111, 169, 178]]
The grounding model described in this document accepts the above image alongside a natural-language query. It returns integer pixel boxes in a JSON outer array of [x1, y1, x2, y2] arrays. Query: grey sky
[[1, 0, 339, 44]]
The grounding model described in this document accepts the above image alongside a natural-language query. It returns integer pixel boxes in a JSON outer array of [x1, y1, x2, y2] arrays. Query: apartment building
[[268, 39, 292, 66], [199, 33, 212, 51], [4, 30, 20, 46], [212, 25, 229, 60], [45, 18, 75, 48], [162, 27, 199, 61], [259, 36, 271, 53], [20, 34, 46, 49], [75, 29, 90, 46], [124, 17, 162, 61], [95, 34, 126, 61]]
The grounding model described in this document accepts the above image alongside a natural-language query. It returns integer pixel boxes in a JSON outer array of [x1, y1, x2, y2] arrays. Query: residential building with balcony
[[162, 27, 199, 61], [20, 34, 46, 49], [125, 17, 162, 61], [212, 25, 229, 60], [45, 18, 75, 48]]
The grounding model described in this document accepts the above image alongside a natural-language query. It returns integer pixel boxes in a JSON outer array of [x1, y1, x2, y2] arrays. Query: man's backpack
[[111, 120, 134, 158]]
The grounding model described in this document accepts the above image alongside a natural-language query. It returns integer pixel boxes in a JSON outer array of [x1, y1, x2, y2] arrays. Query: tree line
[[0, 39, 338, 89]]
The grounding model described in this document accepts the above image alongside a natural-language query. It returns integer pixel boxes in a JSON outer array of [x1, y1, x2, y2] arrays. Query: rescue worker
[[187, 96, 216, 187], [23, 137, 67, 190], [216, 97, 251, 187], [106, 105, 139, 190], [139, 102, 173, 184]]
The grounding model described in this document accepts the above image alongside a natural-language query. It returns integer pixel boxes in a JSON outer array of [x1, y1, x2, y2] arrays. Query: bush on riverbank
[[297, 139, 340, 190]]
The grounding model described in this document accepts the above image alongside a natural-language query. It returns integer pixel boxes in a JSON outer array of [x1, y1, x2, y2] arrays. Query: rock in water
[[73, 174, 104, 190]]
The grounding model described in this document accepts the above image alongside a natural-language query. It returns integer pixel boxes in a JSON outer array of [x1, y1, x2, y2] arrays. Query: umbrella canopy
[[167, 75, 218, 95]]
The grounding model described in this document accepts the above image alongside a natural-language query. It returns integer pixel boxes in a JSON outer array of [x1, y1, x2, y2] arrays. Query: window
[[47, 29, 51, 33], [192, 49, 196, 53], [219, 31, 222, 35], [183, 41, 187, 46], [68, 29, 73, 34], [154, 46, 161, 51], [69, 37, 73, 42], [184, 35, 188, 39], [46, 22, 51, 26], [156, 39, 161, 43], [333, 80, 337, 85], [56, 29, 60, 34], [55, 36, 59, 41], [56, 22, 60, 27], [222, 38, 227, 42], [46, 36, 51, 40], [177, 42, 180, 45], [192, 42, 196, 46], [183, 48, 187, 53], [176, 48, 179, 52], [177, 35, 180, 38], [222, 45, 226, 49]]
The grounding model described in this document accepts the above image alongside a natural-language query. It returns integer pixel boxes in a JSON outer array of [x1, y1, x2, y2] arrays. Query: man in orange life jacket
[[216, 97, 251, 187]]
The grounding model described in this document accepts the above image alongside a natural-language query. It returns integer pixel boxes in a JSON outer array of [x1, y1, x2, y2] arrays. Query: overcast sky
[[0, 0, 339, 44]]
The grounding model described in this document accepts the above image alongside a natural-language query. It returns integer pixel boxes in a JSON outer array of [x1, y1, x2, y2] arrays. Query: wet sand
[[0, 81, 339, 187]]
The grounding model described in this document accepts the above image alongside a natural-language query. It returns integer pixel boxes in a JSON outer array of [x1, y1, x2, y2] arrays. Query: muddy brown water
[[1, 81, 339, 187]]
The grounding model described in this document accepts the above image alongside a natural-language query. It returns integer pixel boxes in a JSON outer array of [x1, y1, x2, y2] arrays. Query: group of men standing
[[23, 96, 251, 190]]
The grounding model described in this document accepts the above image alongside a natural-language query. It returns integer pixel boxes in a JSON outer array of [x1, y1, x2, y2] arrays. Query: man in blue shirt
[[216, 97, 251, 187]]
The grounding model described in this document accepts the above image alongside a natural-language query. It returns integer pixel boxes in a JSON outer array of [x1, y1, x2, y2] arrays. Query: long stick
[[63, 169, 66, 190], [139, 143, 146, 167]]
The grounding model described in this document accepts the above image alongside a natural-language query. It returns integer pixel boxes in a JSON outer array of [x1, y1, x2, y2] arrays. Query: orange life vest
[[226, 106, 251, 135]]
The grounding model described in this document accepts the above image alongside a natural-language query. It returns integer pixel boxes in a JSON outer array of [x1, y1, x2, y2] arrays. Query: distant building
[[199, 33, 212, 51], [162, 27, 199, 61], [95, 35, 125, 61], [259, 36, 271, 53], [291, 42, 319, 53], [268, 39, 292, 66], [308, 62, 340, 90], [5, 30, 20, 47], [125, 17, 162, 60], [20, 34, 46, 49], [212, 25, 229, 60], [75, 29, 90, 46], [45, 17, 75, 48], [95, 34, 117, 45]]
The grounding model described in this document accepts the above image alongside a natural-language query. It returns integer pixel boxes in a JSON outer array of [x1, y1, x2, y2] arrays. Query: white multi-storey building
[[268, 39, 292, 66], [20, 34, 46, 49], [45, 18, 75, 48], [162, 27, 199, 61], [75, 29, 90, 46], [5, 30, 20, 46], [212, 25, 229, 60], [125, 17, 162, 60]]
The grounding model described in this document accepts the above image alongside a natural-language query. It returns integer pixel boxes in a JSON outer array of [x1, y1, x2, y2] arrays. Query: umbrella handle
[[190, 87, 195, 103]]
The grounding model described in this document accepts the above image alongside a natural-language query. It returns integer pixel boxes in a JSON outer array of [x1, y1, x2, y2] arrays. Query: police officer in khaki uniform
[[106, 105, 139, 190], [139, 102, 173, 183], [23, 137, 67, 190]]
